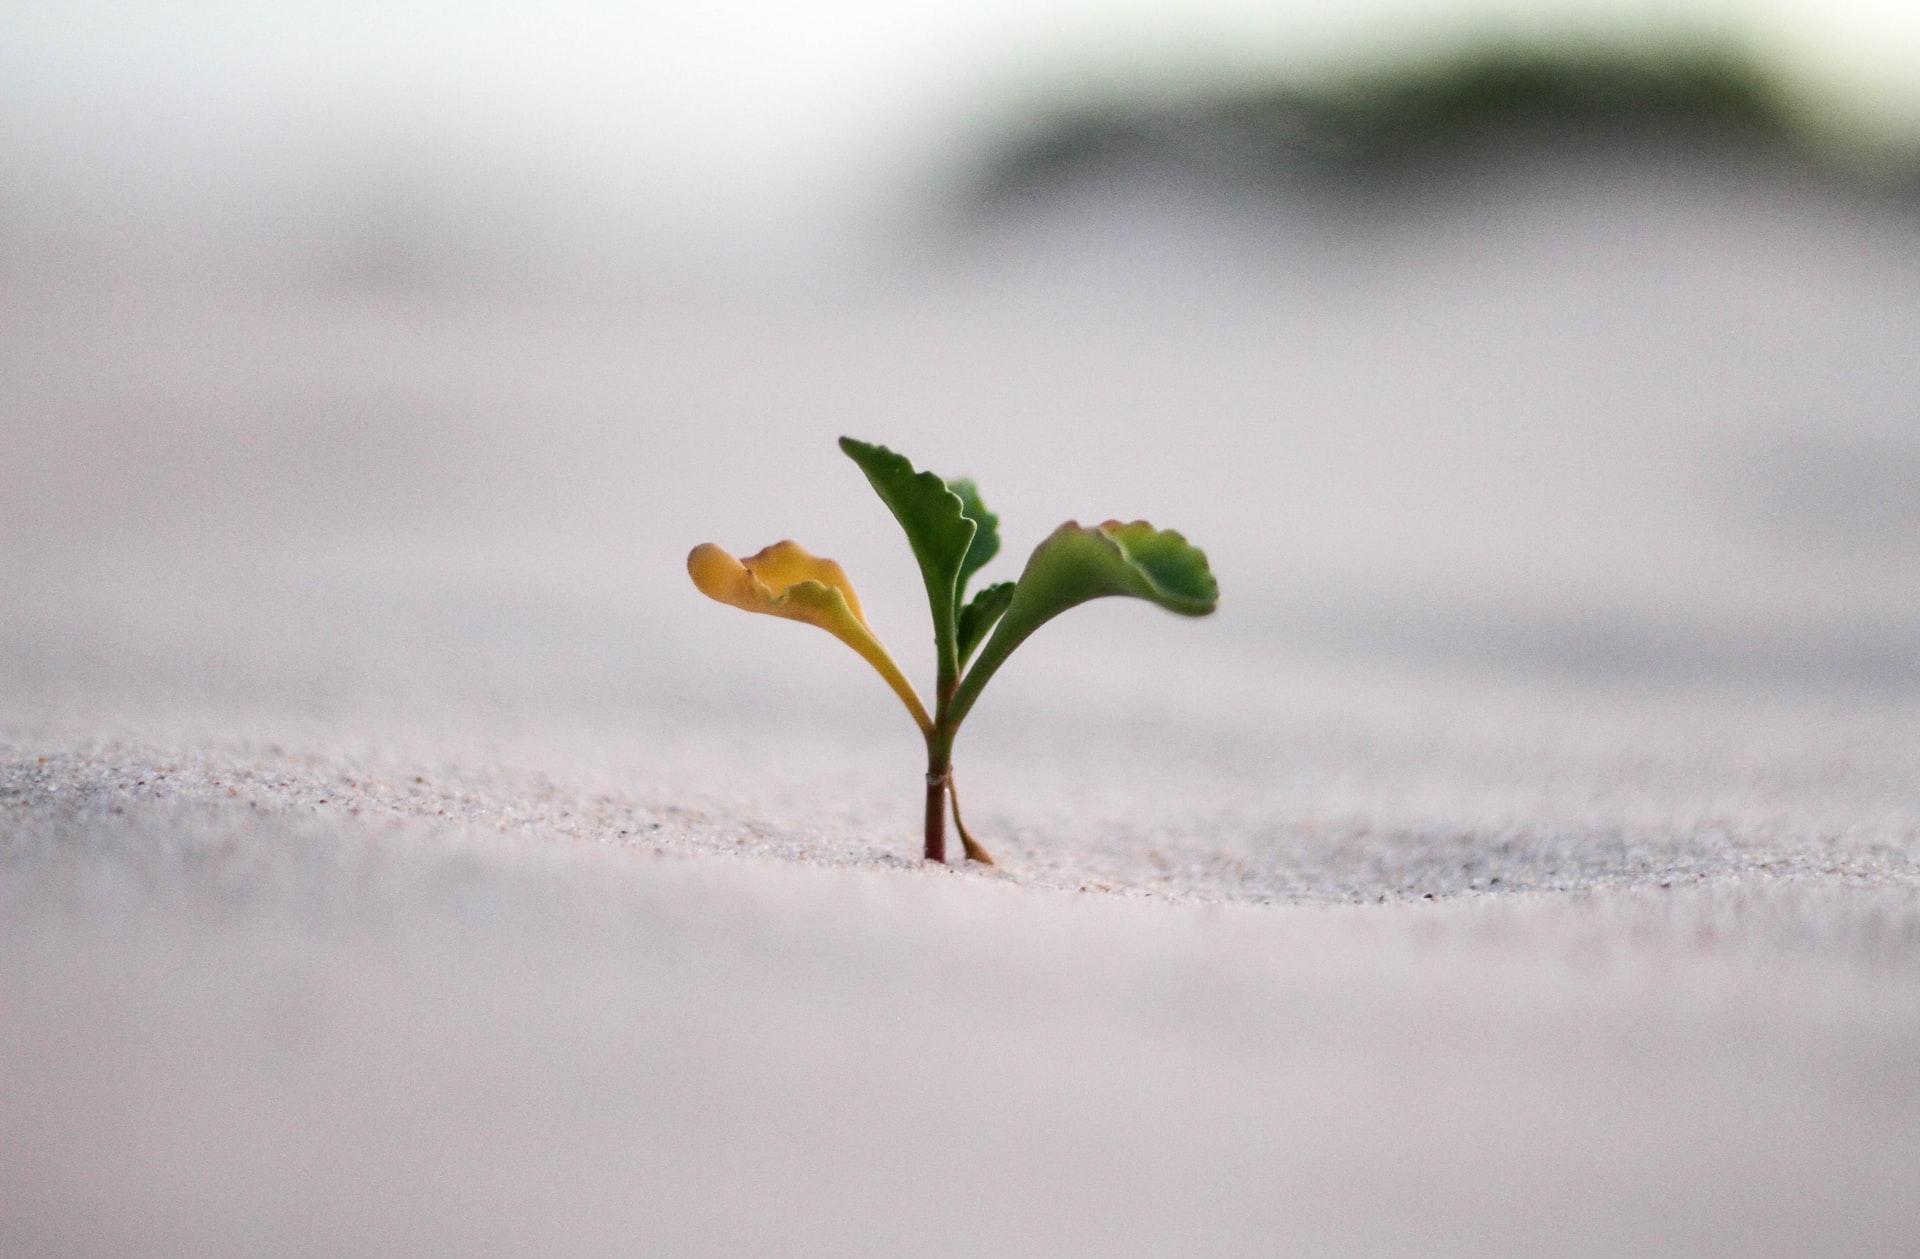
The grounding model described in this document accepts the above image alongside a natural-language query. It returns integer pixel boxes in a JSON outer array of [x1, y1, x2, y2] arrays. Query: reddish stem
[[923, 762, 948, 863]]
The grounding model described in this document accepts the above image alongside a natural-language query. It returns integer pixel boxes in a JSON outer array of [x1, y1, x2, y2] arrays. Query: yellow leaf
[[688, 541, 932, 733]]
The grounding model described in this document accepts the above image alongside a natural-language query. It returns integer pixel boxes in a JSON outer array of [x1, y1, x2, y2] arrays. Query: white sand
[[6, 168, 1920, 1254]]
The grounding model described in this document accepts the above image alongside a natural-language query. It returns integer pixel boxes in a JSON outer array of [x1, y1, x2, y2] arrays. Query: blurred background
[[15, 13, 1920, 1251], [7, 0, 1920, 748]]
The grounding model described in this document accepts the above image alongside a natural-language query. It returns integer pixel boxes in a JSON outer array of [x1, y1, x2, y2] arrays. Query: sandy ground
[[6, 166, 1920, 1255]]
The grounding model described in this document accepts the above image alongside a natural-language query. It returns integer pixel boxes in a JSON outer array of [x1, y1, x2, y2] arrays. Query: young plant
[[688, 437, 1218, 864]]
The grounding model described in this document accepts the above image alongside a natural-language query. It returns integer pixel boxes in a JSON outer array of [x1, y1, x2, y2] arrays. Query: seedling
[[688, 437, 1218, 864]]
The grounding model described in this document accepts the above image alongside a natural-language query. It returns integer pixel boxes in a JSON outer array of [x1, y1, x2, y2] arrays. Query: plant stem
[[925, 642, 958, 862], [923, 753, 948, 864], [923, 721, 952, 863], [922, 553, 963, 861], [945, 613, 1024, 733], [948, 771, 994, 865]]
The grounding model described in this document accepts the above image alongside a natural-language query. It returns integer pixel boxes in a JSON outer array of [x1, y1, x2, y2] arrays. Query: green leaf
[[948, 520, 1217, 727], [839, 437, 976, 680], [956, 580, 1015, 667], [947, 478, 1000, 599]]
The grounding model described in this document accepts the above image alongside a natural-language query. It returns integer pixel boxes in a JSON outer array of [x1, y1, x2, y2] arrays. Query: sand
[[7, 164, 1920, 1256]]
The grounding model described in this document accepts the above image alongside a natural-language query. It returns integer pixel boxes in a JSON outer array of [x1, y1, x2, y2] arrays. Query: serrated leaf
[[1004, 518, 1219, 624], [956, 580, 1015, 667], [838, 437, 976, 675], [688, 540, 931, 732], [947, 478, 1000, 599], [948, 520, 1218, 726]]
